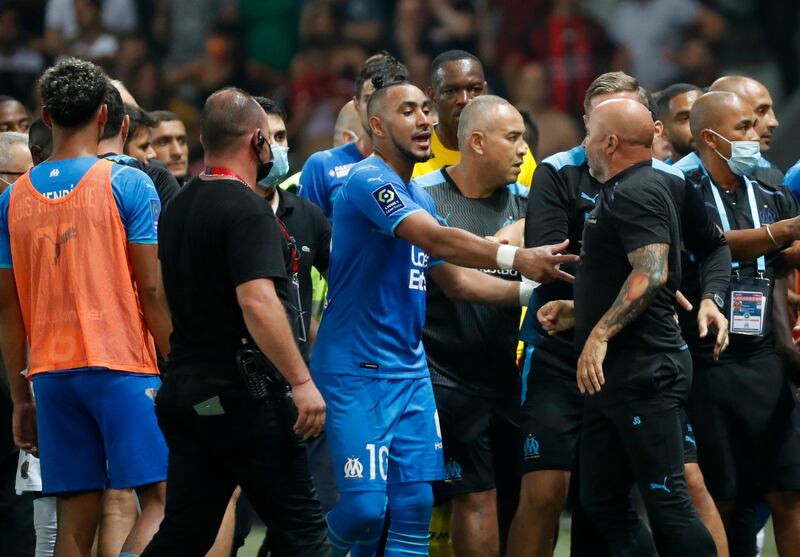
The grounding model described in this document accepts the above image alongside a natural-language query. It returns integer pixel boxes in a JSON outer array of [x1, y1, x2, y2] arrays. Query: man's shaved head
[[457, 95, 517, 146], [333, 100, 361, 146], [201, 87, 266, 155], [709, 75, 778, 152], [591, 99, 655, 148], [584, 99, 654, 182], [689, 91, 744, 143]]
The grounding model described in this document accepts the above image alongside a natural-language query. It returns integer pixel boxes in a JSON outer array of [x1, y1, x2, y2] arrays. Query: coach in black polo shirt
[[573, 99, 718, 556], [142, 88, 328, 557]]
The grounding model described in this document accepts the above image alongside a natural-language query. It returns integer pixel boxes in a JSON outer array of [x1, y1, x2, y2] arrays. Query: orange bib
[[9, 159, 158, 377]]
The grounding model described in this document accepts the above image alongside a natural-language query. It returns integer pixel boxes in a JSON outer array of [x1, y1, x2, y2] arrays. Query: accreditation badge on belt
[[729, 273, 770, 336]]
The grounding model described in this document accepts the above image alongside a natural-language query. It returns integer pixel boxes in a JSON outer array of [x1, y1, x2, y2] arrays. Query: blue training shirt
[[298, 142, 364, 219], [0, 157, 160, 268], [311, 155, 443, 378], [784, 159, 800, 202]]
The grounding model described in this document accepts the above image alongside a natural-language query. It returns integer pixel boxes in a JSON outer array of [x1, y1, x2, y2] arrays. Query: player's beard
[[390, 129, 430, 164]]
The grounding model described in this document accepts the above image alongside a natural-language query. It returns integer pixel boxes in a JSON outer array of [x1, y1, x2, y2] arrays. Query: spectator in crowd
[[502, 0, 619, 119], [510, 62, 581, 159], [0, 97, 31, 134], [66, 0, 119, 71], [43, 0, 136, 58], [0, 6, 45, 105], [609, 0, 725, 89], [125, 59, 168, 111], [655, 83, 702, 163], [149, 110, 190, 183], [0, 132, 33, 190]]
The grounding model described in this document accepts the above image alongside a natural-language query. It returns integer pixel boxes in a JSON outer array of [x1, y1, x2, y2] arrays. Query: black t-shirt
[[418, 168, 527, 396], [100, 153, 181, 205], [275, 189, 331, 361], [574, 161, 685, 356], [679, 168, 800, 364], [525, 149, 729, 378], [159, 177, 290, 364]]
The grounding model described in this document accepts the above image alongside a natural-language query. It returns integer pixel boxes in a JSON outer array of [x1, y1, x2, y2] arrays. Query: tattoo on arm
[[594, 243, 669, 340]]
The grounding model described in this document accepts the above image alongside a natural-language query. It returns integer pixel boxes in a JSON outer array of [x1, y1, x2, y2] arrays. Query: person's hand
[[577, 333, 607, 395], [514, 240, 579, 284], [675, 290, 692, 312], [537, 300, 575, 335], [13, 401, 37, 456], [291, 380, 326, 439], [697, 298, 729, 361]]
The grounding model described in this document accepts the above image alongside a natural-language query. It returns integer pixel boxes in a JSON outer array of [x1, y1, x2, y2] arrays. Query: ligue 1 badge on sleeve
[[372, 184, 405, 217]]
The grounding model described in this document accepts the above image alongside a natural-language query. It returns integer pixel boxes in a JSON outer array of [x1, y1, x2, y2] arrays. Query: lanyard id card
[[729, 274, 770, 336]]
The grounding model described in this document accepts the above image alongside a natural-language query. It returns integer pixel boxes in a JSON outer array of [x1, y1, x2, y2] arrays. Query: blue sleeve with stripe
[[110, 165, 161, 244]]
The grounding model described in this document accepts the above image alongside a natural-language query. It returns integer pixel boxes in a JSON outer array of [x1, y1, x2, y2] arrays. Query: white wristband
[[496, 245, 518, 270], [519, 282, 535, 306]]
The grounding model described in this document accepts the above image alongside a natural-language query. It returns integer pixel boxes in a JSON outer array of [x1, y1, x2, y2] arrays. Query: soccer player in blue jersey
[[300, 53, 407, 219], [311, 78, 577, 557]]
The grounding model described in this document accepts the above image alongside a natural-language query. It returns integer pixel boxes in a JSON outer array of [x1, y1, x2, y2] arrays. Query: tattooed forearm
[[592, 243, 669, 340]]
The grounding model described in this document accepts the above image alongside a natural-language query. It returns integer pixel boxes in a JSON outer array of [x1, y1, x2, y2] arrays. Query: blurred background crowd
[[0, 0, 798, 183]]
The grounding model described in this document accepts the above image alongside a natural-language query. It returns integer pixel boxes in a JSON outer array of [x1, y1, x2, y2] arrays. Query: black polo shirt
[[274, 188, 331, 360], [679, 164, 800, 364], [575, 160, 686, 356], [159, 177, 290, 364]]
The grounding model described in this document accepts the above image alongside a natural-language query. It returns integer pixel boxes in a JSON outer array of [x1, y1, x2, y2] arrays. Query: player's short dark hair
[[101, 83, 125, 140], [38, 57, 109, 128], [430, 50, 483, 89], [149, 110, 181, 124], [354, 52, 408, 99], [655, 83, 702, 119], [253, 96, 287, 123], [125, 104, 156, 142], [201, 87, 265, 155]]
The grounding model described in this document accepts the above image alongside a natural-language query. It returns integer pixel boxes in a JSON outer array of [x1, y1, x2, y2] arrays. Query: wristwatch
[[702, 292, 725, 310]]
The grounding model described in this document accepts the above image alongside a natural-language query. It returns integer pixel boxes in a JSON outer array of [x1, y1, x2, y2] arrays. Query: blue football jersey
[[298, 142, 364, 219], [311, 155, 442, 379]]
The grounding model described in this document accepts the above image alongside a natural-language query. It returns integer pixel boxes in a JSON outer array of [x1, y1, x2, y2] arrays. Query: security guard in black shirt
[[141, 88, 328, 557]]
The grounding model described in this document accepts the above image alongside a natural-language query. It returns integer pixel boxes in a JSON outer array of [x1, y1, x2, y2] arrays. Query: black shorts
[[519, 345, 698, 475], [519, 345, 584, 473], [689, 352, 800, 500], [432, 383, 519, 498]]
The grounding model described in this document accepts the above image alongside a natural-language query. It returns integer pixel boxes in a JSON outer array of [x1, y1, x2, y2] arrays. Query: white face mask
[[708, 129, 761, 177]]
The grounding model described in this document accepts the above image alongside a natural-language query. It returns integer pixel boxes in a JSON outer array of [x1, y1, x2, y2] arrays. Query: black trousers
[[141, 364, 329, 557], [579, 349, 716, 557]]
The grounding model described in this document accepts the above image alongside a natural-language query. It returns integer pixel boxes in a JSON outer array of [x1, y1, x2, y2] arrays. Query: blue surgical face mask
[[708, 129, 761, 177], [257, 144, 290, 188]]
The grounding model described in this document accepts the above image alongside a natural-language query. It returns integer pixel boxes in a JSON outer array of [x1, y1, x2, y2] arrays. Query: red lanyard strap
[[275, 217, 300, 275]]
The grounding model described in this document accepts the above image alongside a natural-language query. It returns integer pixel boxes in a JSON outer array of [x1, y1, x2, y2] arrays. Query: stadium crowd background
[[1, 0, 798, 169]]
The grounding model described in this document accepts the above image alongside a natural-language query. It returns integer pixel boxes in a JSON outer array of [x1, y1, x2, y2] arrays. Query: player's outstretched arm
[[428, 263, 532, 307], [395, 211, 577, 283]]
